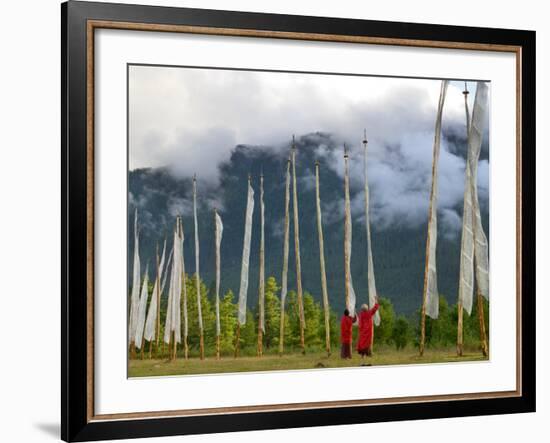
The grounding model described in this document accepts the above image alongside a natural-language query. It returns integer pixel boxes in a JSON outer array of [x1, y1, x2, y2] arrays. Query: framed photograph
[[62, 1, 535, 441]]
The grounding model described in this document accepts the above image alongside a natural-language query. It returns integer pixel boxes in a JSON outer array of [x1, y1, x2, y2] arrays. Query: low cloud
[[129, 66, 489, 235]]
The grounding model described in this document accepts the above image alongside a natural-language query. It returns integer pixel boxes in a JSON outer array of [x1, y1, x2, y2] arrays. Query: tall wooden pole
[[279, 158, 291, 356], [419, 260, 430, 356], [477, 287, 488, 356], [257, 174, 265, 357], [457, 83, 470, 357], [193, 175, 205, 360], [419, 80, 447, 356], [419, 141, 438, 358], [466, 83, 489, 358], [363, 130, 379, 354], [315, 161, 331, 357], [457, 298, 464, 356], [179, 217, 189, 360], [235, 174, 253, 358], [172, 331, 177, 361], [343, 145, 351, 315], [214, 208, 225, 360], [234, 324, 241, 358], [291, 136, 306, 354], [153, 243, 161, 358]]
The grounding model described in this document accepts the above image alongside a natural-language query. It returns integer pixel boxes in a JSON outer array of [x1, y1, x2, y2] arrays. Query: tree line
[[133, 274, 489, 358]]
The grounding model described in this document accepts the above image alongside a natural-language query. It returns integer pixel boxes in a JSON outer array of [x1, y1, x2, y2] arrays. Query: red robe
[[357, 304, 379, 351], [340, 315, 356, 344]]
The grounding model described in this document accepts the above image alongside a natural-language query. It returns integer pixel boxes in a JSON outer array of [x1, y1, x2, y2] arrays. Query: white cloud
[[129, 65, 489, 233]]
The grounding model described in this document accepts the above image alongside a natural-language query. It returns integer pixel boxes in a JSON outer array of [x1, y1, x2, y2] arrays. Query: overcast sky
[[129, 65, 489, 235]]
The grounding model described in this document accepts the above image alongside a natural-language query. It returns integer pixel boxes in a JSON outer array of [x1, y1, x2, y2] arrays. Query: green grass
[[128, 346, 488, 377]]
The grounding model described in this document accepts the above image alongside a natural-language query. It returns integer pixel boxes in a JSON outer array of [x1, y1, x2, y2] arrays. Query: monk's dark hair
[[344, 309, 350, 316]]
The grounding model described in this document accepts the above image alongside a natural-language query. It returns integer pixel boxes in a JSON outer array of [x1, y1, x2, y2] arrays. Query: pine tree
[[303, 292, 322, 348], [376, 297, 395, 345], [263, 276, 281, 350], [219, 289, 237, 354], [392, 316, 410, 350], [240, 310, 256, 354], [286, 290, 301, 350], [185, 273, 215, 355]]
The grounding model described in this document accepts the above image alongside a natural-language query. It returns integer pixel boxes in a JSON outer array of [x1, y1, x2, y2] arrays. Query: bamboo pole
[[419, 143, 437, 358], [343, 146, 351, 317], [154, 243, 161, 358], [193, 176, 205, 360], [315, 161, 331, 357], [420, 81, 447, 357], [363, 131, 379, 355], [459, 82, 488, 357], [257, 173, 265, 357], [214, 208, 222, 361], [129, 342, 136, 360], [465, 84, 489, 358], [457, 83, 470, 357], [278, 306, 285, 357], [291, 136, 306, 354], [234, 324, 241, 358], [279, 159, 291, 356], [477, 287, 488, 356], [457, 299, 464, 356], [180, 217, 189, 360]]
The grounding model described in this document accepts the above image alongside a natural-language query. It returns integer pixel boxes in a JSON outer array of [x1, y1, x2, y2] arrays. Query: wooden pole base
[[300, 326, 305, 355], [129, 342, 136, 360], [457, 300, 464, 357], [257, 330, 263, 357], [419, 312, 426, 357], [199, 333, 205, 360], [477, 291, 488, 357], [234, 324, 241, 358], [216, 335, 221, 360]]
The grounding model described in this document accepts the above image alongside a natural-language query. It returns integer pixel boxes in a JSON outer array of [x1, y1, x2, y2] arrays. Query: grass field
[[128, 346, 488, 377]]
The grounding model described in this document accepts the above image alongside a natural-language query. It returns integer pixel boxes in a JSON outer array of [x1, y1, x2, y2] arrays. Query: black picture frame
[[62, 1, 536, 441]]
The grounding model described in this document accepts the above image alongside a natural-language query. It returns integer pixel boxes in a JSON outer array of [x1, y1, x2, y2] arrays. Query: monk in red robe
[[357, 299, 380, 364], [340, 309, 356, 359]]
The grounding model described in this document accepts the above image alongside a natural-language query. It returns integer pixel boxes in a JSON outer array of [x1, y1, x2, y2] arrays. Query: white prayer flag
[[238, 179, 254, 325], [363, 140, 380, 326], [458, 82, 490, 314], [129, 208, 140, 345], [164, 218, 183, 344], [134, 266, 149, 348], [193, 178, 203, 332], [344, 151, 357, 316], [215, 212, 223, 336], [424, 80, 449, 319], [280, 160, 291, 307], [144, 240, 167, 342], [258, 176, 266, 333]]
